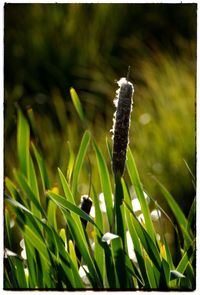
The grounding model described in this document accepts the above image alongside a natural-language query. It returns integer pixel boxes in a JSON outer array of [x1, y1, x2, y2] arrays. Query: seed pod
[[111, 70, 134, 176]]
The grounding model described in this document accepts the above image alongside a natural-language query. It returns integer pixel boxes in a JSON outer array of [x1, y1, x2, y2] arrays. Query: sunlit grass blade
[[69, 239, 78, 271], [66, 213, 103, 288], [91, 185, 105, 283], [17, 109, 30, 176], [14, 170, 45, 218], [71, 130, 91, 196], [48, 191, 101, 233], [187, 196, 196, 233], [5, 177, 24, 204], [176, 241, 195, 275], [110, 235, 133, 288], [47, 200, 58, 231], [153, 176, 192, 247], [124, 200, 161, 271], [67, 141, 75, 183], [122, 179, 150, 287], [32, 142, 50, 191], [126, 147, 155, 242], [5, 208, 12, 249], [70, 87, 85, 122], [93, 141, 113, 229], [8, 255, 28, 288]]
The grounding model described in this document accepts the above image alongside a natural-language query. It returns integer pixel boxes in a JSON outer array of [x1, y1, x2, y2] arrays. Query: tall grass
[[4, 83, 195, 290]]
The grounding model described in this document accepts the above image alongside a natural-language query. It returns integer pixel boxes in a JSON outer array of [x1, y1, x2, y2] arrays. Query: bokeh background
[[4, 4, 196, 223]]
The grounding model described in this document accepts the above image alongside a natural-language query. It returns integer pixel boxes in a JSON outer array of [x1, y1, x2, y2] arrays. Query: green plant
[[4, 82, 195, 290]]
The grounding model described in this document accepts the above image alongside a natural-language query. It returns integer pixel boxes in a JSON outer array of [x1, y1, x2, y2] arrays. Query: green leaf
[[176, 241, 195, 274], [170, 270, 185, 281], [14, 170, 45, 218], [93, 141, 113, 228], [66, 213, 103, 288], [17, 109, 30, 176], [124, 200, 161, 271], [67, 141, 75, 183], [122, 179, 150, 287], [69, 240, 79, 271], [32, 142, 50, 191], [71, 130, 91, 196], [47, 199, 57, 231], [110, 235, 133, 288], [153, 177, 192, 246], [48, 191, 101, 233], [91, 185, 105, 284], [126, 147, 155, 242], [187, 196, 196, 233], [70, 87, 85, 121]]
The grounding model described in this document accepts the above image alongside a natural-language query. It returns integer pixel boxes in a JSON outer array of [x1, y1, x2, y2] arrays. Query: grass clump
[[4, 76, 195, 290]]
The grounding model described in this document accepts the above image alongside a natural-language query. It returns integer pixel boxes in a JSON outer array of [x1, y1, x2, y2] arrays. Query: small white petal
[[126, 231, 137, 263], [90, 206, 95, 218], [132, 198, 141, 212], [10, 218, 15, 228], [137, 213, 145, 224], [143, 191, 150, 204], [151, 209, 161, 221], [102, 232, 119, 244], [20, 239, 25, 249], [21, 249, 27, 260]]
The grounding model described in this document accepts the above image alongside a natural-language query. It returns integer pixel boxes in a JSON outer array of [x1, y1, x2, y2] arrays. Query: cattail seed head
[[111, 71, 134, 176]]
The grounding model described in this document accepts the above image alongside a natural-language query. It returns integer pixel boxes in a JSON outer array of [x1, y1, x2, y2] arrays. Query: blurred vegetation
[[4, 3, 196, 216]]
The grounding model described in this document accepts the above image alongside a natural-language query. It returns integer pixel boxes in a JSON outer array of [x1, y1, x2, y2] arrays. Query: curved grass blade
[[32, 142, 50, 191], [71, 130, 91, 196], [70, 87, 85, 121], [14, 170, 45, 218], [93, 141, 113, 228], [48, 191, 102, 234], [126, 147, 155, 242], [124, 200, 161, 271], [66, 213, 103, 288]]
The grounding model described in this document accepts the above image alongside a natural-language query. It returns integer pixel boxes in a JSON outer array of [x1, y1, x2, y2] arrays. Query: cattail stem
[[111, 69, 134, 248]]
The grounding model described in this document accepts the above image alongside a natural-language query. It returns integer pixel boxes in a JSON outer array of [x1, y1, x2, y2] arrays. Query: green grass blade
[[32, 142, 50, 191], [71, 130, 91, 196], [17, 109, 30, 176], [14, 170, 45, 218], [154, 177, 188, 229], [93, 141, 113, 228], [126, 147, 155, 242], [176, 241, 195, 274], [187, 196, 196, 233], [70, 87, 85, 121], [124, 200, 161, 271], [47, 199, 58, 231], [66, 213, 103, 288], [91, 185, 105, 284], [122, 179, 150, 287], [48, 191, 101, 233], [67, 141, 75, 183], [69, 240, 79, 271], [5, 208, 12, 249], [153, 177, 192, 246], [8, 256, 28, 288], [110, 235, 133, 288]]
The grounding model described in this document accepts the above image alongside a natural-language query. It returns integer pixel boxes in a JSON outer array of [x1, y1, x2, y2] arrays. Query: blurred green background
[[4, 3, 196, 218]]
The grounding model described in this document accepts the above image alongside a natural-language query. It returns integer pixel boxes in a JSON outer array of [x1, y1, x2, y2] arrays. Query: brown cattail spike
[[111, 71, 134, 176]]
